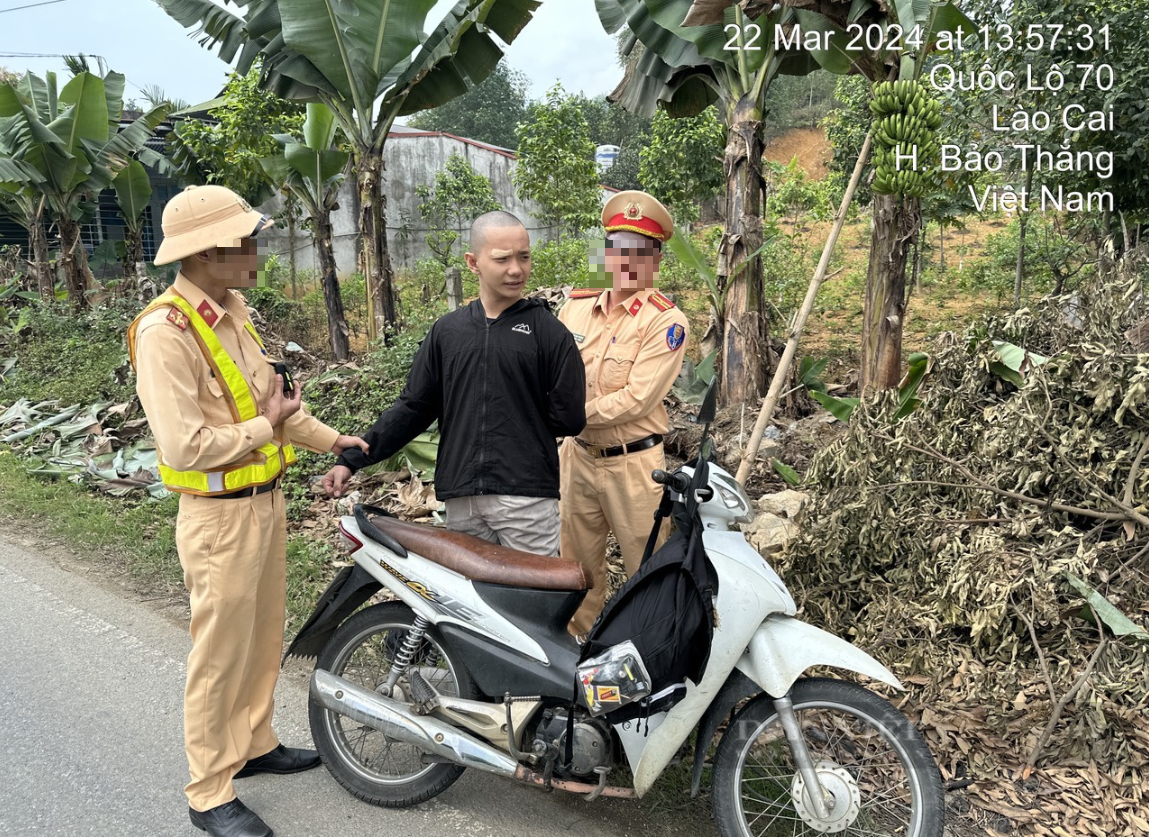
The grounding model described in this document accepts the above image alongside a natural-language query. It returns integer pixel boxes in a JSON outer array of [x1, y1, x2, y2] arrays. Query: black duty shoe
[[235, 744, 321, 778], [189, 799, 272, 837]]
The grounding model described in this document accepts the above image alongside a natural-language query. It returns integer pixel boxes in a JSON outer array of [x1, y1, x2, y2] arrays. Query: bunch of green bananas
[[869, 79, 943, 198]]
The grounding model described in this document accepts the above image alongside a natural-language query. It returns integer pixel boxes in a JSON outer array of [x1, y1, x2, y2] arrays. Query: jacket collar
[[469, 296, 536, 323], [172, 273, 249, 330]]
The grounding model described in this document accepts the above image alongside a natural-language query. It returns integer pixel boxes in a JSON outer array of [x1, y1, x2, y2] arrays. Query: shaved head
[[470, 210, 525, 253]]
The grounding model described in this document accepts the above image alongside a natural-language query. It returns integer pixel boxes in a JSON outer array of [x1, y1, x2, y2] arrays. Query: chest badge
[[572, 333, 585, 343], [512, 323, 532, 335]]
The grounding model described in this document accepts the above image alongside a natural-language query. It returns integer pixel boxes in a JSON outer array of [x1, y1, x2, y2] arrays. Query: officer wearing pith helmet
[[128, 185, 368, 837], [558, 190, 689, 637]]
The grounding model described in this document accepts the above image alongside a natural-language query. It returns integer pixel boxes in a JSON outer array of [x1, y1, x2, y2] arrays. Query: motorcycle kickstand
[[773, 694, 832, 820], [583, 766, 611, 801]]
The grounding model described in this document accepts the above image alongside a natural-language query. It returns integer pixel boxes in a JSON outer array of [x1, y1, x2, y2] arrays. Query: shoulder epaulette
[[569, 289, 604, 299], [650, 291, 676, 312], [165, 307, 190, 331]]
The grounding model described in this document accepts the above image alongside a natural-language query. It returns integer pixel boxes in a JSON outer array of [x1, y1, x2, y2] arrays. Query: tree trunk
[[861, 193, 920, 392], [717, 95, 767, 407], [287, 195, 299, 299], [29, 206, 52, 301], [1014, 168, 1035, 308], [315, 210, 351, 363], [356, 146, 396, 341], [123, 224, 145, 285], [56, 217, 92, 310]]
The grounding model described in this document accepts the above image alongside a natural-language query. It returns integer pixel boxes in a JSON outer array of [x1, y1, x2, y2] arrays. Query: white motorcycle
[[286, 386, 945, 836]]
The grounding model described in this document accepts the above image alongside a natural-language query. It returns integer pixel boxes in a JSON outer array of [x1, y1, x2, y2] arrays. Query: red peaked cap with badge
[[602, 190, 674, 243]]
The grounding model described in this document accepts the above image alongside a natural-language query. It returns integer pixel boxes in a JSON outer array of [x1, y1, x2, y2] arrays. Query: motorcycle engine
[[532, 709, 612, 779]]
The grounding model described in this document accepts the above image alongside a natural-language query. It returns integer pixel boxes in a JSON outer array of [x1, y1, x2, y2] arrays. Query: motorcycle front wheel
[[309, 602, 477, 807], [712, 678, 944, 837]]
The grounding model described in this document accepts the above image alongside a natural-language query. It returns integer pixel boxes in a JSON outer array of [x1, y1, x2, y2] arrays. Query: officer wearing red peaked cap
[[558, 190, 689, 637]]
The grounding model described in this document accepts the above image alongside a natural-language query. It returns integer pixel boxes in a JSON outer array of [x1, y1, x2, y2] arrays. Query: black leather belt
[[574, 434, 662, 459], [212, 479, 279, 500]]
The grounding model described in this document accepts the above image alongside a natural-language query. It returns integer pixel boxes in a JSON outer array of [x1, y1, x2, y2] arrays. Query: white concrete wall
[[259, 131, 614, 280]]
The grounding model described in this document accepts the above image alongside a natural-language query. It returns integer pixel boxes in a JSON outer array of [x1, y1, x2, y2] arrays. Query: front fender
[[282, 563, 381, 664], [736, 615, 903, 696]]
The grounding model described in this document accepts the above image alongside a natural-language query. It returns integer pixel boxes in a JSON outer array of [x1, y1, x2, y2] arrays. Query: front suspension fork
[[774, 694, 831, 819]]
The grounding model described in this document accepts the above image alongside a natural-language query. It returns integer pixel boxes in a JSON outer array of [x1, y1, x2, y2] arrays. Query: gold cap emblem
[[623, 202, 643, 220]]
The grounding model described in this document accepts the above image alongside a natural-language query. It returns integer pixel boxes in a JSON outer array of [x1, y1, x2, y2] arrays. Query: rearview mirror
[[698, 380, 718, 425]]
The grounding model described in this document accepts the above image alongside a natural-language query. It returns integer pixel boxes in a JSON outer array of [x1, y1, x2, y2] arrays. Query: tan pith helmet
[[153, 185, 274, 266]]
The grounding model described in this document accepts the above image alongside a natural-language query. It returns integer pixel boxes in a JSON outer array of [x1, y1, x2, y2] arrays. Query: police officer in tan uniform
[[559, 190, 689, 637], [128, 185, 367, 837]]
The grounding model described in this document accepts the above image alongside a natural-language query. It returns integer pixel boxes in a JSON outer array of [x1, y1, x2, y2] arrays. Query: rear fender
[[282, 563, 381, 664]]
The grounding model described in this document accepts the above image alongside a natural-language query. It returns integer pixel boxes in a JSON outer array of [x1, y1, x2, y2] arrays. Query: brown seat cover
[[368, 514, 592, 592]]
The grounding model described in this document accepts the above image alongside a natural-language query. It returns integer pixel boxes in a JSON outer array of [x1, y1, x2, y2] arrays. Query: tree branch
[[1024, 632, 1107, 771]]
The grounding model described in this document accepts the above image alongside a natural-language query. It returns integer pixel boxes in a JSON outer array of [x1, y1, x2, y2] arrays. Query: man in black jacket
[[322, 211, 585, 556]]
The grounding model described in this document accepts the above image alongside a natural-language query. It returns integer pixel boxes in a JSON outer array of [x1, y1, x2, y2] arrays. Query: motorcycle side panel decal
[[375, 556, 487, 624], [345, 521, 548, 662]]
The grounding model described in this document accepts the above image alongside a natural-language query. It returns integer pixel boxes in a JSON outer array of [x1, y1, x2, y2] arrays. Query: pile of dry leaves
[[781, 251, 1149, 836]]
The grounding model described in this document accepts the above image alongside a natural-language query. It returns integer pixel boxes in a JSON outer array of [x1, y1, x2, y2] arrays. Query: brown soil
[[763, 127, 831, 180]]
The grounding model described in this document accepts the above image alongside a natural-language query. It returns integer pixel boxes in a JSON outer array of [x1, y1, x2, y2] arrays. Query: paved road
[[0, 533, 692, 837]]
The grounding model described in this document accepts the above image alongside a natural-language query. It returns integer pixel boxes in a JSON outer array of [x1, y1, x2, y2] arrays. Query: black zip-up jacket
[[338, 298, 586, 500]]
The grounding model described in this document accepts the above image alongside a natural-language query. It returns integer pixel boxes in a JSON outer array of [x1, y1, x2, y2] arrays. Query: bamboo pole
[[735, 132, 874, 486]]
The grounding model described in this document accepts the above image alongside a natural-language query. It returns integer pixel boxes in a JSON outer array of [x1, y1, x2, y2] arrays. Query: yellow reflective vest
[[127, 289, 297, 496]]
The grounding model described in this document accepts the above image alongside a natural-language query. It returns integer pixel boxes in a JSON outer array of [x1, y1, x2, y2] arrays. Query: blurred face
[[466, 224, 531, 305], [203, 236, 270, 288], [605, 231, 661, 292]]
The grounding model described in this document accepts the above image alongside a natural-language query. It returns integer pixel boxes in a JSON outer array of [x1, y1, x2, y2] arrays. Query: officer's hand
[[323, 465, 353, 498], [331, 435, 370, 457], [261, 375, 302, 426]]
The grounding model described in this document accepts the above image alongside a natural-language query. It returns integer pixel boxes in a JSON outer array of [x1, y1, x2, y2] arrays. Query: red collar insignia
[[628, 298, 643, 317], [196, 299, 219, 327]]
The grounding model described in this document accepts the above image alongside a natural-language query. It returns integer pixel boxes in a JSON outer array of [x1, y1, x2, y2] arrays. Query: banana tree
[[260, 103, 352, 361], [617, 0, 972, 395], [112, 159, 152, 283], [0, 184, 52, 300], [153, 0, 541, 342], [598, 0, 821, 406], [0, 70, 167, 308]]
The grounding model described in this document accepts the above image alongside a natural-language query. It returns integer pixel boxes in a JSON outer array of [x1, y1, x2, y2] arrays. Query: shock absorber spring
[[382, 616, 431, 694]]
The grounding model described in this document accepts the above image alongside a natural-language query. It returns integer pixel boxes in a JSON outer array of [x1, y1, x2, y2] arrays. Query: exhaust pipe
[[311, 669, 520, 778]]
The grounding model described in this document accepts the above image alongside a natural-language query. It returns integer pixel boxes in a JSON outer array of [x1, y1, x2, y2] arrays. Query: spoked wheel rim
[[320, 618, 461, 786], [733, 699, 925, 837]]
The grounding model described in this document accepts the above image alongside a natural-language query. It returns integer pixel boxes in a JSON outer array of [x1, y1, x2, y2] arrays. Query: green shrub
[[958, 215, 1088, 301], [0, 301, 137, 408], [530, 237, 594, 290]]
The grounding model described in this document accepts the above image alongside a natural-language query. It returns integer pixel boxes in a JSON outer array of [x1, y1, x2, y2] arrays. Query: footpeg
[[408, 669, 439, 714]]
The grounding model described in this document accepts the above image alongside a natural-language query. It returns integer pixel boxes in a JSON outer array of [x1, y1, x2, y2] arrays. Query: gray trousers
[[444, 495, 561, 557]]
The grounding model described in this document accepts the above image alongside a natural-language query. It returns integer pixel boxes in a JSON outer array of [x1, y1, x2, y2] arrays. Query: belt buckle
[[585, 442, 603, 459]]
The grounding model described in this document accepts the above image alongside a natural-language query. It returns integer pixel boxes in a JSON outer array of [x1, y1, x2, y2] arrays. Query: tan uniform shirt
[[558, 288, 688, 447], [134, 273, 338, 473]]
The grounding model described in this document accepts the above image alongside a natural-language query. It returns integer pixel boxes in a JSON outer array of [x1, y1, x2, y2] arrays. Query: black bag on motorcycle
[[578, 480, 718, 722]]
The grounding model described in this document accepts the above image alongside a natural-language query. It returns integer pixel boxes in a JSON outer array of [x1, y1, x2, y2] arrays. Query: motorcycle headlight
[[712, 473, 753, 524]]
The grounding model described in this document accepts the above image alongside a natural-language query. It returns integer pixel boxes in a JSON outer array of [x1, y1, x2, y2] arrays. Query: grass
[[0, 449, 339, 631], [0, 448, 181, 587]]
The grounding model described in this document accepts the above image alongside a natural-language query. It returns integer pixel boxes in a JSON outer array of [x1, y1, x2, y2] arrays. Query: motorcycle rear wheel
[[712, 678, 944, 837], [309, 602, 477, 807]]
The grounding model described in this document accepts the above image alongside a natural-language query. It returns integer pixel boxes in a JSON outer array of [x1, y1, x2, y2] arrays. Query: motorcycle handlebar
[[651, 469, 692, 493]]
